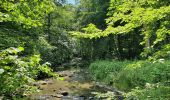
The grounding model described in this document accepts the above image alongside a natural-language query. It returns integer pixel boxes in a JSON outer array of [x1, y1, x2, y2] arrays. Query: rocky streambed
[[29, 68, 122, 100]]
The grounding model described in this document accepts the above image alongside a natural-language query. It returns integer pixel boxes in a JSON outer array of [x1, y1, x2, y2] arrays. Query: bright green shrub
[[89, 60, 170, 99], [124, 83, 170, 99], [116, 61, 170, 90], [0, 47, 55, 98], [89, 60, 131, 84]]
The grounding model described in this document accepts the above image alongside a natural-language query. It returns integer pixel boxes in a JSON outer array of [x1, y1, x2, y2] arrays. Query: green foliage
[[0, 29, 23, 50], [116, 61, 170, 90], [92, 91, 115, 100], [0, 28, 54, 62], [69, 0, 119, 62], [89, 60, 131, 84], [124, 83, 170, 99], [89, 60, 170, 99], [42, 4, 76, 65], [150, 44, 170, 60], [70, 24, 102, 39], [0, 0, 55, 28], [1, 0, 170, 99], [0, 47, 55, 98], [71, 0, 170, 59], [0, 0, 66, 67], [74, 0, 109, 29]]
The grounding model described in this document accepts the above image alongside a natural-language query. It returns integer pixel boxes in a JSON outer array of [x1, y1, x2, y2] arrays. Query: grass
[[89, 60, 170, 99]]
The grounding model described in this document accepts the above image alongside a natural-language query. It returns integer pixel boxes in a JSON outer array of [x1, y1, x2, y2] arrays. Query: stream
[[29, 68, 123, 100]]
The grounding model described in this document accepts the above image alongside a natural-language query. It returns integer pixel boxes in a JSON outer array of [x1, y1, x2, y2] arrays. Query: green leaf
[[18, 47, 24, 51], [0, 68, 4, 74], [58, 77, 65, 81]]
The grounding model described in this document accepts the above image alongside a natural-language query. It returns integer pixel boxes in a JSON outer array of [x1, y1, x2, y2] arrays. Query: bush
[[89, 60, 131, 84], [0, 47, 55, 98], [89, 60, 170, 99], [116, 61, 170, 90], [124, 83, 170, 99]]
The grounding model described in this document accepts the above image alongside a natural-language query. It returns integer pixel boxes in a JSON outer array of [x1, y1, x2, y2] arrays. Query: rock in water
[[61, 91, 69, 96], [51, 94, 63, 98]]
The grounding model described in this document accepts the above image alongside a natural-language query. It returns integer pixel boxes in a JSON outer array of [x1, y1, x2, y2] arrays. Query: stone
[[53, 89, 57, 92], [0, 96, 4, 100], [38, 86, 43, 90], [51, 94, 63, 98], [59, 73, 67, 77], [61, 91, 69, 96], [39, 81, 48, 85], [68, 75, 73, 77], [32, 82, 39, 86], [89, 97, 94, 100]]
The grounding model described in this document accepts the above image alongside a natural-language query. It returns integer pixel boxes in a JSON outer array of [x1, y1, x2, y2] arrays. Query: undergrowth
[[89, 60, 170, 99], [0, 47, 56, 99]]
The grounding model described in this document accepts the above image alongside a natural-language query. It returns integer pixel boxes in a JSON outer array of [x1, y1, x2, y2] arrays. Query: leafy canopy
[[0, 0, 55, 28], [71, 0, 170, 59]]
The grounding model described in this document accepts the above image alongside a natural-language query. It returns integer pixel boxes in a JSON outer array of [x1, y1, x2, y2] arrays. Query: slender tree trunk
[[47, 13, 52, 41], [114, 35, 121, 60], [91, 39, 94, 61]]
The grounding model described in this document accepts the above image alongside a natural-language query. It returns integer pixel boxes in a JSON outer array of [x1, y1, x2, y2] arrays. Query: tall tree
[[71, 0, 170, 60], [72, 0, 119, 61], [40, 2, 76, 66], [74, 0, 110, 29]]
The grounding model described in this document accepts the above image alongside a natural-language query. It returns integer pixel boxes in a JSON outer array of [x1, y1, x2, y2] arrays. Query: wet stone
[[53, 89, 57, 92], [68, 75, 73, 77], [38, 86, 43, 90], [79, 95, 85, 99], [51, 94, 63, 98], [33, 82, 39, 86], [72, 96, 85, 100], [39, 81, 48, 85], [88, 97, 94, 100], [35, 95, 51, 100], [62, 96, 72, 99], [61, 91, 69, 96]]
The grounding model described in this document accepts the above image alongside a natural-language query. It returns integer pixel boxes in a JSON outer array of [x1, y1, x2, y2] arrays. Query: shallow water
[[29, 68, 122, 100]]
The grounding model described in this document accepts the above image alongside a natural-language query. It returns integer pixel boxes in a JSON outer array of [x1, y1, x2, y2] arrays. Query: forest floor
[[29, 68, 122, 100]]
